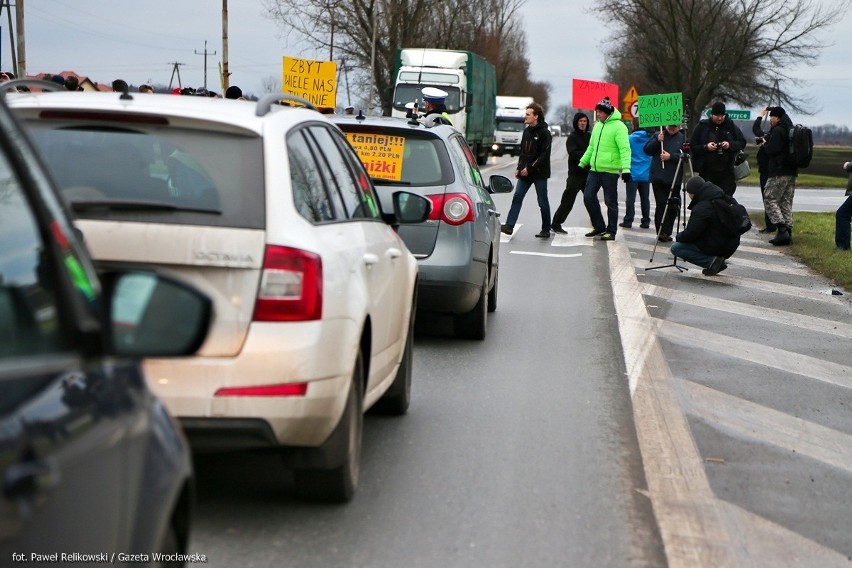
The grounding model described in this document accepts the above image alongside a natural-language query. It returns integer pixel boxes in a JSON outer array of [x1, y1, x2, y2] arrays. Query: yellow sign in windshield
[[344, 132, 405, 181]]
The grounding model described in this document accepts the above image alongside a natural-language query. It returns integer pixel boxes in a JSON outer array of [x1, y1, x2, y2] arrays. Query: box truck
[[491, 95, 534, 157], [391, 48, 496, 165]]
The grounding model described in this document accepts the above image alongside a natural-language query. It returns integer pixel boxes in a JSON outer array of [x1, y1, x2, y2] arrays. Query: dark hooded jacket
[[518, 120, 552, 179], [565, 112, 591, 176], [689, 115, 746, 173], [643, 127, 685, 187], [676, 178, 740, 258], [764, 113, 798, 178]]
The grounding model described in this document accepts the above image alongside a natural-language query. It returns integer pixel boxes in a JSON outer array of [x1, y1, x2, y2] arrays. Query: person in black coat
[[550, 112, 591, 234], [752, 109, 776, 233], [670, 176, 741, 275], [644, 124, 685, 241], [690, 101, 747, 197], [501, 102, 552, 238]]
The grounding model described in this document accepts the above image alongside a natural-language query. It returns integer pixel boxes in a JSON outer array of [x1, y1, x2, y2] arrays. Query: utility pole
[[14, 0, 24, 77], [194, 40, 216, 90], [168, 62, 185, 90], [221, 0, 229, 90]]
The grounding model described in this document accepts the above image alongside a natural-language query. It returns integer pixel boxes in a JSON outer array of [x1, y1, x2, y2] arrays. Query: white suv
[[10, 91, 430, 502]]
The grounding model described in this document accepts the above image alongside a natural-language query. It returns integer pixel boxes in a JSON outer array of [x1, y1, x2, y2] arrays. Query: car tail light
[[214, 383, 308, 397], [252, 245, 322, 321], [426, 193, 474, 226]]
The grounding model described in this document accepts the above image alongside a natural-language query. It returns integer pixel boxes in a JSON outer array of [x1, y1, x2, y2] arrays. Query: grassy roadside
[[751, 211, 852, 292]]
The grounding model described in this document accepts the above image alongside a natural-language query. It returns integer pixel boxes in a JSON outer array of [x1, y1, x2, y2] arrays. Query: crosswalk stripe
[[679, 379, 852, 474], [655, 320, 852, 390], [640, 283, 852, 338], [632, 257, 842, 303]]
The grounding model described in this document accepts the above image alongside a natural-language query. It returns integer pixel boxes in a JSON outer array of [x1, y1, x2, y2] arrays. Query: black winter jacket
[[517, 120, 552, 179], [565, 112, 591, 176], [690, 116, 746, 173], [643, 128, 685, 187], [676, 179, 740, 258], [765, 114, 799, 178]]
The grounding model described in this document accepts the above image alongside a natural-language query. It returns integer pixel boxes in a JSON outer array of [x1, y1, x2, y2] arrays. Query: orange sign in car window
[[344, 132, 405, 181]]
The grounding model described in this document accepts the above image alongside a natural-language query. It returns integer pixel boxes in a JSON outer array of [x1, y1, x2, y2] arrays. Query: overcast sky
[[11, 0, 852, 128]]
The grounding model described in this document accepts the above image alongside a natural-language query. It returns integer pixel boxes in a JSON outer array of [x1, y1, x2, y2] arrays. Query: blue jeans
[[624, 181, 650, 225], [670, 242, 717, 269], [583, 171, 619, 233], [504, 176, 550, 232], [836, 194, 852, 249]]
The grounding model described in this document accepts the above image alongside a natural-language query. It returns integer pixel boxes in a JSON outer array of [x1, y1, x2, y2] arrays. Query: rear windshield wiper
[[70, 199, 222, 215]]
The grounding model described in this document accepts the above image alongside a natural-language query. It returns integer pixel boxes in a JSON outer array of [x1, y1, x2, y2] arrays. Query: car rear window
[[340, 126, 454, 187], [27, 124, 265, 229]]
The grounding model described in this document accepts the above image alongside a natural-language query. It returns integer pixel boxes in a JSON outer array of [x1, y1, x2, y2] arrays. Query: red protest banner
[[572, 79, 619, 111]]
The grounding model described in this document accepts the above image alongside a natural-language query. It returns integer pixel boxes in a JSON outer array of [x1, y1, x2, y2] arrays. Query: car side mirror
[[488, 174, 514, 194], [102, 271, 212, 357]]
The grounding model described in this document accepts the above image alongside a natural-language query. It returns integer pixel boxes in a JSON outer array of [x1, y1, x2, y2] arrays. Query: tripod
[[646, 148, 694, 272]]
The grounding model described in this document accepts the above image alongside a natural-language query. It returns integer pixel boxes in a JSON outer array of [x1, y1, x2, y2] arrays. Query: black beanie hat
[[769, 106, 786, 118], [686, 176, 705, 194], [711, 102, 726, 115], [595, 97, 614, 115], [225, 85, 243, 99]]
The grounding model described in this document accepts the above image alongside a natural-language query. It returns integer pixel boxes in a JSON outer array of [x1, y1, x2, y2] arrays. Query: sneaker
[[535, 230, 551, 239], [618, 222, 632, 228], [657, 234, 673, 242], [718, 262, 728, 273], [640, 222, 650, 229], [702, 256, 725, 276], [551, 225, 568, 235], [758, 227, 776, 233], [599, 231, 615, 241], [500, 225, 514, 235], [585, 228, 605, 237]]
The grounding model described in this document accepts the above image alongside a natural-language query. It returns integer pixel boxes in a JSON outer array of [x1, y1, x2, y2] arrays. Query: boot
[[769, 225, 791, 246]]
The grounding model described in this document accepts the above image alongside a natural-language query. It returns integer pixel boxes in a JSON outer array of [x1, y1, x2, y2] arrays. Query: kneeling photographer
[[670, 176, 741, 276]]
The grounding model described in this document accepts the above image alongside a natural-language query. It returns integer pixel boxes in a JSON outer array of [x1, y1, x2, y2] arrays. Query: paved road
[[484, 146, 852, 566]]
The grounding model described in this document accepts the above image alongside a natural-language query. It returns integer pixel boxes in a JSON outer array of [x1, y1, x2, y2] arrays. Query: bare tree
[[263, 0, 545, 114], [597, 0, 851, 129]]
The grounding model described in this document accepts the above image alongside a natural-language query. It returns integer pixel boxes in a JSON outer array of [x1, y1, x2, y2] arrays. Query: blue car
[[0, 81, 212, 561]]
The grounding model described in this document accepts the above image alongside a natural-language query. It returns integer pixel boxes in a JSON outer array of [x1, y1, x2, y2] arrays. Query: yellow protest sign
[[282, 56, 337, 108], [344, 132, 405, 181]]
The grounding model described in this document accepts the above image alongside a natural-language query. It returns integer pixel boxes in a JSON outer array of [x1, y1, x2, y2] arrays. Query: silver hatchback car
[[333, 115, 513, 340]]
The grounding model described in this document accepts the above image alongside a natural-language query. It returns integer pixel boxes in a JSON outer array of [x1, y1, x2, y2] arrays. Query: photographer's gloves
[[621, 172, 632, 184]]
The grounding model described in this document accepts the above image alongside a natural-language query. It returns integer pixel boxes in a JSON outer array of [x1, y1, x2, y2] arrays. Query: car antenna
[[356, 109, 366, 121], [119, 84, 133, 101]]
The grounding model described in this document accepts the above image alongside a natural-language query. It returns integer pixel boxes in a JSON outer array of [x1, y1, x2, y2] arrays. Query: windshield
[[27, 124, 265, 229], [392, 84, 462, 113], [496, 119, 525, 132]]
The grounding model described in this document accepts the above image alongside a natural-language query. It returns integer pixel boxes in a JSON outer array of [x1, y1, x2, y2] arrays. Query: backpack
[[787, 124, 813, 168], [711, 195, 752, 236]]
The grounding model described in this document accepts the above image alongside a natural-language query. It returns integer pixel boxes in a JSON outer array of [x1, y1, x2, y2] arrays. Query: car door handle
[[488, 209, 501, 218], [385, 248, 402, 260], [362, 253, 379, 267], [4, 457, 59, 500]]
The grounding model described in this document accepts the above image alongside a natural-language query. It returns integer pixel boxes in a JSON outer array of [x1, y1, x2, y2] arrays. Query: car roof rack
[[255, 93, 317, 117]]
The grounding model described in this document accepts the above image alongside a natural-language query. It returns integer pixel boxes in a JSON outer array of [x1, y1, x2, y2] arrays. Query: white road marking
[[608, 240, 739, 567], [656, 320, 852, 391], [509, 251, 582, 258], [679, 379, 852, 474], [641, 283, 852, 338]]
